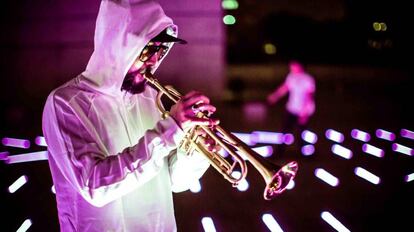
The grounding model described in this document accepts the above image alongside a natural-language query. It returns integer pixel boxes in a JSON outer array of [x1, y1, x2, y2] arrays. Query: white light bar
[[375, 129, 395, 141], [5, 151, 48, 164], [321, 211, 350, 232], [2, 137, 30, 149], [301, 144, 315, 156], [351, 129, 371, 142], [35, 136, 47, 146], [17, 219, 32, 232], [362, 144, 384, 158], [231, 171, 249, 191], [405, 173, 414, 182], [331, 144, 352, 159], [231, 132, 256, 146], [392, 143, 413, 156], [9, 175, 28, 193], [314, 168, 339, 187], [286, 179, 295, 190], [189, 179, 202, 193], [251, 131, 284, 144], [301, 130, 318, 144], [201, 217, 217, 232], [252, 145, 273, 157], [401, 129, 414, 140], [354, 167, 381, 185], [262, 214, 284, 232], [325, 129, 344, 143]]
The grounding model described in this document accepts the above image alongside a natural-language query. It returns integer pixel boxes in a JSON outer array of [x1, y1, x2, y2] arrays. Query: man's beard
[[121, 70, 147, 94]]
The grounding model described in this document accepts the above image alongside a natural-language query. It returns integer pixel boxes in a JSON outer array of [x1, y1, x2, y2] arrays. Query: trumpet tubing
[[144, 72, 298, 200]]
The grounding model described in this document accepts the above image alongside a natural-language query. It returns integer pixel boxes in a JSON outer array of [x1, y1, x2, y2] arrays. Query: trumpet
[[144, 72, 298, 200]]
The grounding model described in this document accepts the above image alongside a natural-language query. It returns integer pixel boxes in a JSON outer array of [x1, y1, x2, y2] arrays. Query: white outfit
[[42, 0, 209, 231], [284, 72, 315, 117]]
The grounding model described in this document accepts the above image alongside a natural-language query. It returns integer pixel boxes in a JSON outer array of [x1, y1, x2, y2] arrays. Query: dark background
[[1, 0, 414, 231]]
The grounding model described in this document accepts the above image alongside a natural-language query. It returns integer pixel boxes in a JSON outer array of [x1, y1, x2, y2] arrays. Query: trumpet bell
[[264, 161, 298, 200]]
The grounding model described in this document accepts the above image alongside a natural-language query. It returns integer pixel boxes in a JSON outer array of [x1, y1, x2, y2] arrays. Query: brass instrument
[[144, 72, 298, 200]]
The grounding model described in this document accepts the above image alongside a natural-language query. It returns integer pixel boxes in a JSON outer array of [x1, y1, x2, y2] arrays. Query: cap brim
[[151, 31, 187, 44]]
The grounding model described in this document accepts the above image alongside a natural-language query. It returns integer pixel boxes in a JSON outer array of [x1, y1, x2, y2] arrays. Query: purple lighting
[[262, 214, 284, 232], [375, 129, 395, 141], [354, 167, 381, 185], [2, 137, 30, 149], [401, 129, 414, 140], [0, 151, 9, 161], [314, 168, 339, 187], [331, 144, 353, 159], [362, 144, 385, 158], [8, 175, 28, 193], [201, 217, 217, 232], [231, 132, 256, 146], [35, 136, 47, 146], [252, 145, 273, 157], [283, 133, 294, 145], [5, 151, 48, 164], [301, 130, 318, 144], [251, 131, 284, 144], [301, 144, 315, 156], [325, 129, 344, 143], [405, 173, 414, 182], [351, 129, 371, 142], [321, 211, 350, 232], [392, 143, 413, 156]]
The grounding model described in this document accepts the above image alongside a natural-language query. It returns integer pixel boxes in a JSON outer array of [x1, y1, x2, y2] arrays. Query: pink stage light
[[362, 144, 384, 158], [301, 144, 315, 156], [252, 145, 273, 157], [5, 151, 48, 164], [375, 129, 395, 141], [301, 130, 318, 144], [2, 137, 30, 149], [231, 132, 256, 146], [0, 151, 9, 161], [351, 129, 371, 142], [17, 219, 32, 232], [251, 131, 284, 144], [8, 175, 28, 193], [401, 129, 414, 140], [201, 217, 217, 232], [331, 144, 353, 159], [262, 214, 284, 232], [392, 143, 413, 156], [35, 136, 47, 146], [354, 167, 381, 185], [321, 211, 350, 232], [325, 129, 344, 143], [314, 168, 339, 187], [405, 173, 414, 182], [283, 133, 294, 145]]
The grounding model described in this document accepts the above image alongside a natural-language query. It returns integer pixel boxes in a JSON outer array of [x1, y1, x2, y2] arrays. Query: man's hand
[[170, 91, 219, 132]]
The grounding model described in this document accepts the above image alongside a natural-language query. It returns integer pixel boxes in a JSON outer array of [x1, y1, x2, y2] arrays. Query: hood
[[81, 0, 177, 96]]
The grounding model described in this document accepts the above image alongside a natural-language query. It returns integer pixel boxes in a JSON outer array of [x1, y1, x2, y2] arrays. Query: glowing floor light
[[331, 144, 353, 159], [286, 179, 295, 190], [314, 168, 339, 187], [232, 132, 256, 146], [301, 144, 315, 156], [231, 171, 249, 191], [375, 129, 395, 141], [321, 211, 350, 232], [392, 143, 413, 156], [262, 214, 284, 232], [362, 144, 384, 158], [252, 145, 273, 157], [51, 185, 56, 194], [0, 151, 9, 160], [8, 175, 28, 193], [251, 131, 284, 144], [301, 130, 318, 144], [5, 151, 48, 164], [2, 137, 30, 149], [351, 129, 371, 142], [325, 129, 344, 143], [17, 219, 32, 232], [354, 167, 381, 185], [35, 136, 47, 146], [401, 129, 414, 140], [405, 173, 414, 182], [283, 133, 294, 145], [189, 179, 202, 193], [201, 217, 217, 232]]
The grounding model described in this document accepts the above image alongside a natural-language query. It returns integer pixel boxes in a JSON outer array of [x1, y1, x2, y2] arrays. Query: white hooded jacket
[[42, 1, 209, 231]]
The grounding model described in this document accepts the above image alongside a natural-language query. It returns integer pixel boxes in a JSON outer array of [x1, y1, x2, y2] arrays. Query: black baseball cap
[[151, 29, 187, 44]]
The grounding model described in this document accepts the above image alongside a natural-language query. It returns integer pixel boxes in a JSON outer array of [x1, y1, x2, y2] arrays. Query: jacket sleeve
[[43, 92, 185, 207]]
